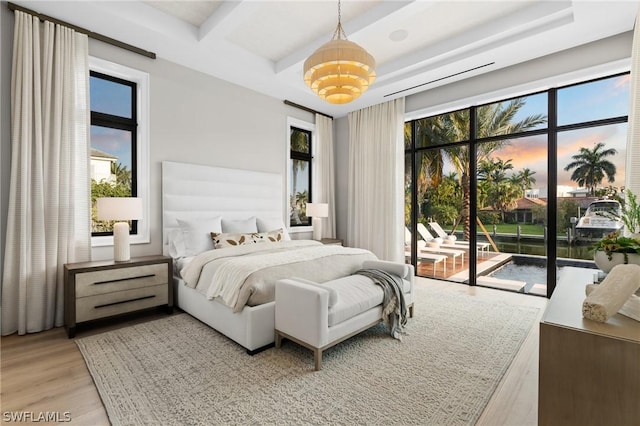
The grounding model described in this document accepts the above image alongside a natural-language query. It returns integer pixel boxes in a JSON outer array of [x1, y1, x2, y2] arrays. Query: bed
[[162, 161, 375, 354]]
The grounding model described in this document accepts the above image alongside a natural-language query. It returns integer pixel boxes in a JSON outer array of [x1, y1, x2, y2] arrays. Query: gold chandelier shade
[[303, 38, 376, 104]]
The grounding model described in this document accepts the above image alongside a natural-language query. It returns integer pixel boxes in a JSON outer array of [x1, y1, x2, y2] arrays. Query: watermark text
[[2, 411, 71, 423]]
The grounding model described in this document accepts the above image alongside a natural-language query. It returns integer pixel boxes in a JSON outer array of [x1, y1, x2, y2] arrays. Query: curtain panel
[[313, 114, 336, 238], [626, 11, 640, 196], [347, 98, 405, 262], [2, 11, 91, 335]]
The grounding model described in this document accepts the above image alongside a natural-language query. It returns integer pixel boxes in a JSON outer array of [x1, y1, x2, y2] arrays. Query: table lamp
[[97, 197, 143, 261], [306, 202, 328, 241]]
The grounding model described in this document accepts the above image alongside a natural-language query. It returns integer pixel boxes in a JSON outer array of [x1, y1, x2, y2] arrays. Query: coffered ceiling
[[13, 1, 640, 117]]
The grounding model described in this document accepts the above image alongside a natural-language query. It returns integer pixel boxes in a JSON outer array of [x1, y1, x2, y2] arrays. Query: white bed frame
[[162, 161, 285, 353]]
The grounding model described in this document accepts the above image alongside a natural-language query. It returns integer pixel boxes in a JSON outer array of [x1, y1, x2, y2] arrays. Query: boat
[[574, 199, 623, 241]]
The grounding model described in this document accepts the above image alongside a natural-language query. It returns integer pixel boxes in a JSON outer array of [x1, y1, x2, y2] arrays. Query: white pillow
[[167, 229, 187, 258], [177, 216, 222, 256], [222, 216, 258, 233], [257, 217, 291, 241]]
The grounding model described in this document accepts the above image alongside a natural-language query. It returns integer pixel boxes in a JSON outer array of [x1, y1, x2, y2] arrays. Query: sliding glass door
[[405, 72, 629, 298]]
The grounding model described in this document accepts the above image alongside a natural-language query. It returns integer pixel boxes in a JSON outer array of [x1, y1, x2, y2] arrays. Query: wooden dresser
[[64, 255, 173, 337], [538, 267, 640, 426]]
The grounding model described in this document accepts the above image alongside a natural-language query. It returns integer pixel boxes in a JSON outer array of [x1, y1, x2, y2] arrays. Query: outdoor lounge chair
[[426, 222, 490, 256], [403, 249, 446, 277], [405, 227, 464, 268]]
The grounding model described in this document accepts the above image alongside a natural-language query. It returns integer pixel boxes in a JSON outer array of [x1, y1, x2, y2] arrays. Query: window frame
[[89, 57, 150, 248], [404, 68, 630, 297], [90, 70, 138, 237], [286, 117, 315, 233]]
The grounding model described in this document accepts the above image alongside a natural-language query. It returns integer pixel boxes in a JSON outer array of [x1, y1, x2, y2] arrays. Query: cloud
[[484, 124, 627, 189]]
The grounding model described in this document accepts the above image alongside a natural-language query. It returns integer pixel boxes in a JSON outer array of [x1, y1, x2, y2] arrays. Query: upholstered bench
[[275, 260, 414, 370]]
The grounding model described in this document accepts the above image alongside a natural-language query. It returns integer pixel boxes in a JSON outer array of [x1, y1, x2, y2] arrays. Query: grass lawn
[[444, 223, 547, 236], [492, 223, 545, 235]]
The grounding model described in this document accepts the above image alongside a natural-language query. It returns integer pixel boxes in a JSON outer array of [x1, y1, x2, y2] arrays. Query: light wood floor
[[1, 280, 547, 425]]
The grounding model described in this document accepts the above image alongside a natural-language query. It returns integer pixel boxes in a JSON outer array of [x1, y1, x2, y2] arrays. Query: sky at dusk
[[90, 75, 133, 170], [441, 74, 630, 194], [90, 69, 629, 196]]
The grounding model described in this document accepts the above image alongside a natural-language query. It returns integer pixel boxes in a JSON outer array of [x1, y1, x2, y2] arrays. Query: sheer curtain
[[313, 114, 336, 238], [626, 11, 640, 196], [347, 98, 405, 262], [2, 11, 91, 335]]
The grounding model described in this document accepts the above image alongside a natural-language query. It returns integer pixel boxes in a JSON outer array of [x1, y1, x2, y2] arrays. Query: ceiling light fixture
[[303, 0, 376, 104]]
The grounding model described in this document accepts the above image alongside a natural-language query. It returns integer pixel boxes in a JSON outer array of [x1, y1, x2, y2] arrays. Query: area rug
[[76, 286, 540, 425]]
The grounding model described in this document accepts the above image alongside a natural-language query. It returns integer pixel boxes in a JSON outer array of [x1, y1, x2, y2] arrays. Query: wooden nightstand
[[320, 238, 343, 246], [64, 255, 173, 338]]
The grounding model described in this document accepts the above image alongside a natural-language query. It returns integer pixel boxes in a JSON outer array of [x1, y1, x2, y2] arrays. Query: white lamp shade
[[306, 202, 328, 241], [96, 198, 142, 262], [306, 202, 328, 218], [97, 197, 143, 221]]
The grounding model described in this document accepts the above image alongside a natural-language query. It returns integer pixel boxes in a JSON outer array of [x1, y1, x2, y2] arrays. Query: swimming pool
[[487, 263, 564, 294], [491, 263, 545, 285]]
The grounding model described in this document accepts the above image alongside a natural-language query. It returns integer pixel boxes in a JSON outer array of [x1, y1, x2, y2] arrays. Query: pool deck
[[448, 253, 513, 282], [414, 251, 547, 293]]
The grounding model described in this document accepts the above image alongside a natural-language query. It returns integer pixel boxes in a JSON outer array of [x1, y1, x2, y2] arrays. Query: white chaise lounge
[[404, 227, 460, 273], [426, 222, 490, 256], [275, 260, 414, 370]]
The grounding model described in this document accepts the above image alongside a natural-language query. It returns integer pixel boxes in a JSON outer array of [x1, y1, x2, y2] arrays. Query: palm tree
[[564, 142, 617, 195], [478, 158, 520, 220], [110, 162, 132, 192], [290, 130, 309, 213], [488, 158, 514, 182], [511, 167, 537, 197], [487, 180, 521, 222], [442, 99, 546, 239], [111, 163, 132, 195]]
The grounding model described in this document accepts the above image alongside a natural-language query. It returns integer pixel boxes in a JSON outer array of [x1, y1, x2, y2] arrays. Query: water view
[[404, 73, 629, 294]]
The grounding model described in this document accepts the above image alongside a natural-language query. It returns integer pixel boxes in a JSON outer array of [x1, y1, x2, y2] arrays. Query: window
[[404, 71, 629, 297], [90, 71, 137, 236], [89, 57, 150, 247], [288, 119, 314, 228]]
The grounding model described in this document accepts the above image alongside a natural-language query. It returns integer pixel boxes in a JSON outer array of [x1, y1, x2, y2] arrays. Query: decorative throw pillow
[[256, 217, 291, 241], [211, 229, 284, 249], [255, 228, 284, 243]]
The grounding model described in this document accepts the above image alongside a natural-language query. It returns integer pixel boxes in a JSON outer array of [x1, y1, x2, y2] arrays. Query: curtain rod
[[284, 100, 333, 120], [8, 2, 156, 59]]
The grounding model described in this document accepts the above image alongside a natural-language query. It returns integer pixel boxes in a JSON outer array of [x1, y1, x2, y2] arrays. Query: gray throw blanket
[[354, 268, 408, 340]]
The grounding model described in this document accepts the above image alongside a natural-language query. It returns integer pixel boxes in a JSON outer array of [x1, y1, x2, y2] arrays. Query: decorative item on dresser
[[538, 267, 640, 425], [64, 255, 173, 338]]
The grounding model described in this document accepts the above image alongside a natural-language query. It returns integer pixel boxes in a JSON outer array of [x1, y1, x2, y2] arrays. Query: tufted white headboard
[[162, 161, 284, 256]]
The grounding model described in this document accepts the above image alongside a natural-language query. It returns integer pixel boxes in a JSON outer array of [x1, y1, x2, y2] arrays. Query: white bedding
[[181, 240, 376, 312]]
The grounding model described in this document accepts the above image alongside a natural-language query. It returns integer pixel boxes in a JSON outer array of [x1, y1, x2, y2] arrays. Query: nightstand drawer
[[65, 255, 173, 338], [76, 284, 168, 322], [75, 264, 168, 297]]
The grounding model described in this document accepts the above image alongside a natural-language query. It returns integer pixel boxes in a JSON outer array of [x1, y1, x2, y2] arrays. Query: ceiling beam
[[198, 0, 251, 42]]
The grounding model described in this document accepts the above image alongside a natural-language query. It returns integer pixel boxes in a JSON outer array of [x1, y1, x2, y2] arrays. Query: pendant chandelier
[[303, 0, 376, 105]]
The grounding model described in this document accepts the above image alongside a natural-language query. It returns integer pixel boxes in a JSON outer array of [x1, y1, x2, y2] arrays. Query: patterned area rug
[[76, 286, 540, 425]]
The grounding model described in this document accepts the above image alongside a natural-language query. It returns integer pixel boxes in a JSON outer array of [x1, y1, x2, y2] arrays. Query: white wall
[[88, 42, 313, 259], [0, 3, 314, 263], [334, 31, 633, 241]]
